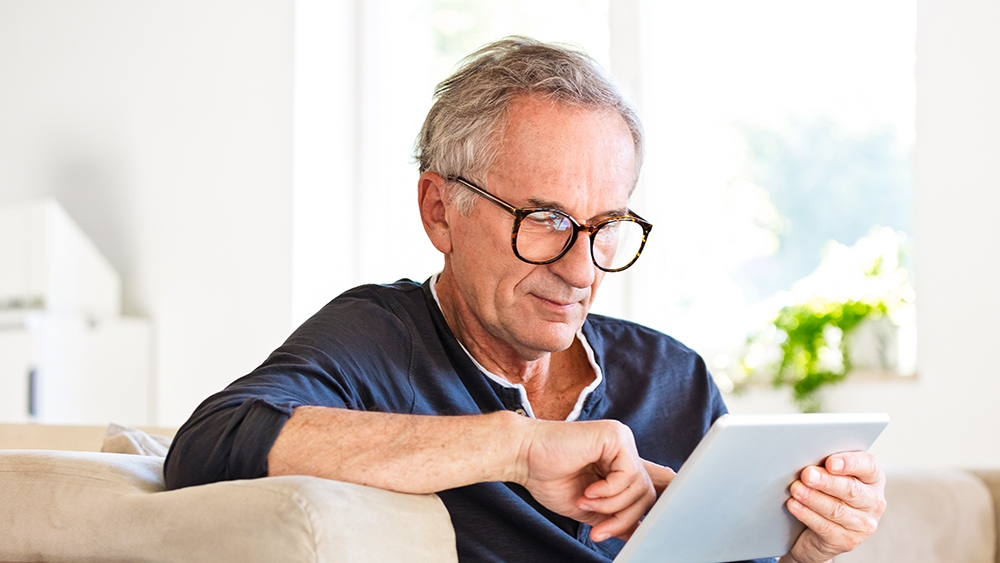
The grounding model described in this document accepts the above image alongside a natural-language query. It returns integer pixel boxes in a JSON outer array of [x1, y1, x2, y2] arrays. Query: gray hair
[[415, 36, 644, 214]]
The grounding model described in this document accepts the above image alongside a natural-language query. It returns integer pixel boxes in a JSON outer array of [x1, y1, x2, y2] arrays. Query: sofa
[[0, 422, 997, 563]]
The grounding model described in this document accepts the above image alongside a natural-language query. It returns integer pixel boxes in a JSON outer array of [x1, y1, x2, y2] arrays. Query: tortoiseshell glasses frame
[[447, 176, 653, 273]]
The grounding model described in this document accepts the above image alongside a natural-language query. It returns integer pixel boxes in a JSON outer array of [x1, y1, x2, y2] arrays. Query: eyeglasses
[[447, 177, 653, 272]]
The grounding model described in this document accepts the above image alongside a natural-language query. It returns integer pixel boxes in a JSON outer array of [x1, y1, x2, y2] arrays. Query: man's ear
[[417, 171, 453, 254]]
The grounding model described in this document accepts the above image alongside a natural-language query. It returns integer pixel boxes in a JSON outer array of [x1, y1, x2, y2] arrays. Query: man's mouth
[[532, 294, 584, 309]]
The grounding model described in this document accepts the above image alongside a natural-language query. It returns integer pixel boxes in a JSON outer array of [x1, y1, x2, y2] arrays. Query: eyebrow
[[525, 197, 629, 222]]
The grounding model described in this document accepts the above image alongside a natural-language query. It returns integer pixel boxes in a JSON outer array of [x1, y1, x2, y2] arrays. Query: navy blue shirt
[[164, 280, 776, 563]]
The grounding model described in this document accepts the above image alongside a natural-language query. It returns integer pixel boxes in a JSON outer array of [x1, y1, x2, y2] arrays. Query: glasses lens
[[515, 210, 574, 262], [592, 219, 646, 271]]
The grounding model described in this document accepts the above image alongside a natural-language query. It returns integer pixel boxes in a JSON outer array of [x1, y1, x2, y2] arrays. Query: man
[[165, 37, 885, 563]]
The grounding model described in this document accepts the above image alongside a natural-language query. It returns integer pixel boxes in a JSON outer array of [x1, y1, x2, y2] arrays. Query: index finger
[[585, 443, 648, 499], [826, 451, 883, 485]]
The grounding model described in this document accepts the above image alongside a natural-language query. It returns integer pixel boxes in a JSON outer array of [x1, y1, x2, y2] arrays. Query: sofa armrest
[[0, 450, 457, 563], [0, 423, 177, 451], [973, 470, 1000, 563]]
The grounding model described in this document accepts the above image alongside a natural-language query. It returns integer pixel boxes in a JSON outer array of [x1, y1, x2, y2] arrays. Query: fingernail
[[594, 532, 610, 542], [579, 503, 593, 512], [788, 499, 802, 511], [791, 482, 806, 500], [805, 468, 820, 485], [829, 457, 845, 472]]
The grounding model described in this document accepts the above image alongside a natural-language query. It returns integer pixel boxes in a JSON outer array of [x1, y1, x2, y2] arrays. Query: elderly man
[[164, 37, 885, 563]]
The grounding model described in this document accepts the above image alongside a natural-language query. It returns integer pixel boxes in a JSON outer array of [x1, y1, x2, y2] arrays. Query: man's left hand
[[780, 451, 887, 563]]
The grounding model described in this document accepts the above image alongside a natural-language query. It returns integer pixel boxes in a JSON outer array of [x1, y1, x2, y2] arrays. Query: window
[[622, 0, 917, 385], [293, 0, 917, 384]]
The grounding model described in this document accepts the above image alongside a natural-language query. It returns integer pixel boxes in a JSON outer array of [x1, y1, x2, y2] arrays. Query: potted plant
[[733, 227, 915, 412]]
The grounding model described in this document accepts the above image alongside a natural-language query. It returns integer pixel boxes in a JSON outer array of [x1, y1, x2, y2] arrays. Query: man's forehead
[[466, 94, 635, 219], [498, 98, 633, 161], [499, 95, 629, 141]]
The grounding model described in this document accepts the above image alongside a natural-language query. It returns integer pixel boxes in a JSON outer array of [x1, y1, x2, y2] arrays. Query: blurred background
[[0, 0, 997, 469]]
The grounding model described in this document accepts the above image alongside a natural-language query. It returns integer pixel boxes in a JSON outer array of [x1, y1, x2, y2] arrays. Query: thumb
[[642, 459, 676, 496]]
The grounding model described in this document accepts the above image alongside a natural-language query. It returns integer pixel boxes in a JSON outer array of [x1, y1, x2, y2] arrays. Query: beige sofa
[[0, 423, 997, 563]]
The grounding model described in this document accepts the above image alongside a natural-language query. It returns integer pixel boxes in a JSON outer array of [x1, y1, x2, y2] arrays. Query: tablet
[[614, 412, 889, 563]]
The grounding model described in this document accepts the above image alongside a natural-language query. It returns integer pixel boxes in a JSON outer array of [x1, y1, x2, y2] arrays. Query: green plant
[[758, 300, 887, 412], [734, 227, 913, 412]]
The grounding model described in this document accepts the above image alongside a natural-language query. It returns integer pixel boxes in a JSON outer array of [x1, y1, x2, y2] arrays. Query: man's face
[[444, 95, 636, 360]]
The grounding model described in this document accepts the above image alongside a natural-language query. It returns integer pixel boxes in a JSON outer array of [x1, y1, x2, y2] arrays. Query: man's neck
[[433, 272, 551, 386], [432, 271, 597, 420]]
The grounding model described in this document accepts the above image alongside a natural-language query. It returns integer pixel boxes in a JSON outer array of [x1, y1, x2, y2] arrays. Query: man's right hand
[[513, 418, 673, 543]]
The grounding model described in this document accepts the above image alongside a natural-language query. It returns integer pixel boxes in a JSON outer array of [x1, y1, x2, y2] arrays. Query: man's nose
[[548, 232, 597, 288]]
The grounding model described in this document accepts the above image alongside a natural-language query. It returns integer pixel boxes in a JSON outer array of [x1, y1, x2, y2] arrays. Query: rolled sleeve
[[164, 397, 295, 490]]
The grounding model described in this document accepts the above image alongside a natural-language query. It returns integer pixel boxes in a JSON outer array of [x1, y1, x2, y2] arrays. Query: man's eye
[[526, 213, 570, 231], [597, 222, 621, 238]]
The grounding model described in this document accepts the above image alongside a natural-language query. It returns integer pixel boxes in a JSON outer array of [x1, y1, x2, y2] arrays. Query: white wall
[[726, 0, 1000, 470], [292, 0, 361, 326], [0, 1, 295, 425]]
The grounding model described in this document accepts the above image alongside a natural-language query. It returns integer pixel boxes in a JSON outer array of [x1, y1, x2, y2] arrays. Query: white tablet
[[614, 412, 889, 563]]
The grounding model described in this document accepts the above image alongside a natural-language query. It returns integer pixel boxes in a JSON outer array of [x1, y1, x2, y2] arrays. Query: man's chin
[[508, 321, 581, 358]]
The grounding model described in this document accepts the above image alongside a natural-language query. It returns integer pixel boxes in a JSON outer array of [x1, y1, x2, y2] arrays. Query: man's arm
[[268, 406, 675, 542], [778, 451, 887, 563]]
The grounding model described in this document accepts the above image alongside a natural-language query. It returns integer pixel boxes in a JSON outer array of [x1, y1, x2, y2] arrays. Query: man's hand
[[643, 459, 677, 496], [514, 419, 667, 543], [779, 451, 887, 563]]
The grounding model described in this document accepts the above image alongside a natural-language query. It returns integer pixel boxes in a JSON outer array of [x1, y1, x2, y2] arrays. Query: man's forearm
[[267, 406, 529, 493], [268, 405, 672, 542]]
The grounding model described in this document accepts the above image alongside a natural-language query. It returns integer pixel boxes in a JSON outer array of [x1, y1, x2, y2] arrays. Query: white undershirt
[[430, 273, 604, 421]]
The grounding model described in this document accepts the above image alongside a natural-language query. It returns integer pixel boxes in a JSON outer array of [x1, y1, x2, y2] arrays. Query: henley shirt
[[164, 279, 776, 563]]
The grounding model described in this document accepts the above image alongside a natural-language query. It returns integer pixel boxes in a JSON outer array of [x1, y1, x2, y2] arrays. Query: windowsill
[[717, 368, 918, 396], [839, 368, 919, 383]]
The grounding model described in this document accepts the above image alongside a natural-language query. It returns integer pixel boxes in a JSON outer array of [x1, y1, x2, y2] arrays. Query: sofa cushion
[[0, 450, 457, 563], [100, 423, 172, 456], [837, 468, 997, 563]]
